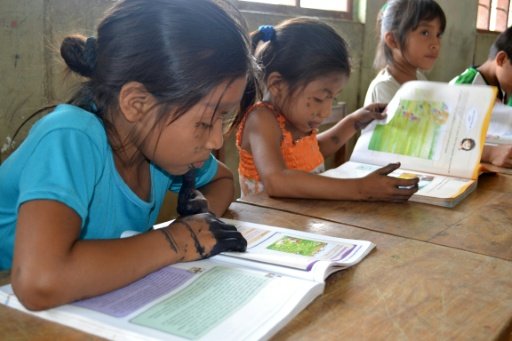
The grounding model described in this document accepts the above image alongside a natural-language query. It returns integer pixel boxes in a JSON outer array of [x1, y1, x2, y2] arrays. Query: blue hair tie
[[258, 25, 275, 42]]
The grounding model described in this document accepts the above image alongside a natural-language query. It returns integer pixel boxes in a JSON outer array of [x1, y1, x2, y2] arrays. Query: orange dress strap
[[236, 102, 325, 196]]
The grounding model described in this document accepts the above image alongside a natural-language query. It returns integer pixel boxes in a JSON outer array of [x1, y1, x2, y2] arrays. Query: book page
[[486, 103, 512, 144], [351, 81, 496, 179], [0, 261, 322, 341], [220, 219, 375, 280], [322, 161, 475, 201]]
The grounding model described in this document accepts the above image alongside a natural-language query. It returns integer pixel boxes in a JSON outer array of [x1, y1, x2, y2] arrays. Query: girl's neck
[[387, 63, 418, 85], [114, 152, 151, 201]]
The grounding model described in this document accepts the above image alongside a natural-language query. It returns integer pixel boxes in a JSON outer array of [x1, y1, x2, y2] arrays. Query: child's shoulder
[[245, 102, 282, 127], [30, 104, 107, 148], [37, 104, 103, 131], [239, 102, 283, 142], [246, 101, 277, 115]]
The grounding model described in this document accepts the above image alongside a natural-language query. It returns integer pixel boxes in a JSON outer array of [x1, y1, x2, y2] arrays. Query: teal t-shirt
[[0, 104, 218, 270]]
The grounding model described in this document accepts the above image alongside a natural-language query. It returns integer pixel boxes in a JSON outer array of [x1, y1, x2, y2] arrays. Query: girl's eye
[[314, 97, 324, 103], [196, 122, 213, 130], [421, 30, 430, 36]]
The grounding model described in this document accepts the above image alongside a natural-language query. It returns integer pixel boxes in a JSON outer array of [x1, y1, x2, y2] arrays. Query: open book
[[322, 80, 497, 208], [0, 219, 375, 341]]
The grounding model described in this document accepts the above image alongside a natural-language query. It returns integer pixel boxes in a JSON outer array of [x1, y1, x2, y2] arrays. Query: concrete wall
[[0, 0, 501, 176], [0, 0, 113, 162]]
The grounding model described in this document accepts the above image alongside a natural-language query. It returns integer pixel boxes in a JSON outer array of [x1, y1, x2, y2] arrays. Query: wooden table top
[[2, 202, 511, 340], [238, 172, 512, 261]]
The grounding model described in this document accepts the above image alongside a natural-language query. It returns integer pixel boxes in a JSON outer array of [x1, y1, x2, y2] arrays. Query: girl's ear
[[266, 71, 286, 99], [496, 50, 509, 66], [384, 31, 399, 49], [118, 82, 156, 122]]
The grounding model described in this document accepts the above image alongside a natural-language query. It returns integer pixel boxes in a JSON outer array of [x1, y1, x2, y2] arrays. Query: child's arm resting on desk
[[481, 144, 512, 168], [244, 107, 418, 201], [11, 200, 246, 311]]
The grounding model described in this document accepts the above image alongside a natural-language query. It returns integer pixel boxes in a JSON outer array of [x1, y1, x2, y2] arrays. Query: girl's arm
[[317, 103, 387, 157], [481, 144, 512, 168], [243, 107, 418, 201], [197, 161, 235, 216], [12, 199, 245, 311]]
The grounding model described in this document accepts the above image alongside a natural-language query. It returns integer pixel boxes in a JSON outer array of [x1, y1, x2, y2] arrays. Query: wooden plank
[[238, 173, 512, 260]]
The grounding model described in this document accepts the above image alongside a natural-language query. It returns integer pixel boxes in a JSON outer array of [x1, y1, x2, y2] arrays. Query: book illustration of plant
[[267, 236, 326, 256], [369, 99, 449, 160]]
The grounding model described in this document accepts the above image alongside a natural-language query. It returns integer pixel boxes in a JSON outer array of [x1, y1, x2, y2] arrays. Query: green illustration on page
[[267, 236, 326, 256], [369, 99, 449, 160]]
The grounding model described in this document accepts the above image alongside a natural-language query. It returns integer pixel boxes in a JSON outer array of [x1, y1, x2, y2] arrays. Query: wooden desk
[[238, 172, 512, 261], [1, 203, 511, 340]]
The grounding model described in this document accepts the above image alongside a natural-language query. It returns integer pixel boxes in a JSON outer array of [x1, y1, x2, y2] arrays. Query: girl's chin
[[167, 162, 205, 175], [166, 166, 192, 176], [191, 161, 205, 169]]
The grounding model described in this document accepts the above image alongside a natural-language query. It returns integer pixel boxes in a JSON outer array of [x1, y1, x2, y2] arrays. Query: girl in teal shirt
[[0, 0, 251, 310]]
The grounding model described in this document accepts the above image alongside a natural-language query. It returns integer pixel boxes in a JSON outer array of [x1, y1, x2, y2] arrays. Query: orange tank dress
[[236, 102, 325, 197]]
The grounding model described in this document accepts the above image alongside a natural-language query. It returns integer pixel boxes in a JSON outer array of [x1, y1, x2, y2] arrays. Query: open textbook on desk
[[322, 80, 497, 208], [0, 219, 375, 341]]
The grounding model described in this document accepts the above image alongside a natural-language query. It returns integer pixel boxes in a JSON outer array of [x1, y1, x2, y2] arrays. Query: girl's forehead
[[305, 73, 348, 91], [416, 18, 442, 29]]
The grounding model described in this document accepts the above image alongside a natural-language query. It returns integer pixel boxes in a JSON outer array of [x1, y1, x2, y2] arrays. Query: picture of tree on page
[[352, 81, 497, 179], [368, 99, 449, 160], [322, 81, 497, 207]]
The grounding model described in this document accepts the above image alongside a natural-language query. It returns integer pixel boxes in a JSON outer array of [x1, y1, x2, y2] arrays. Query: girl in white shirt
[[364, 0, 446, 106]]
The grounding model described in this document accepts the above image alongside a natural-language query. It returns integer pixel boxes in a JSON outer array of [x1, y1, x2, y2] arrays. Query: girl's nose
[[319, 102, 333, 119], [205, 119, 224, 151], [431, 37, 441, 50]]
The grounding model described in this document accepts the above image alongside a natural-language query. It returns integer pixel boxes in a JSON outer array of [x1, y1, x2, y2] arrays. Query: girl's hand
[[360, 163, 419, 202], [177, 168, 209, 216], [350, 103, 387, 131], [162, 213, 247, 261]]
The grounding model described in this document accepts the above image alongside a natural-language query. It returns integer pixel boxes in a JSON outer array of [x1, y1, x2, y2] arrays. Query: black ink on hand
[[177, 168, 209, 216]]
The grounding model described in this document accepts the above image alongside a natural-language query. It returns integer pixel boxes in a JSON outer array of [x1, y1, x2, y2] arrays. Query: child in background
[[364, 0, 446, 106], [450, 26, 512, 104], [0, 0, 251, 310], [236, 18, 419, 201], [450, 26, 512, 168]]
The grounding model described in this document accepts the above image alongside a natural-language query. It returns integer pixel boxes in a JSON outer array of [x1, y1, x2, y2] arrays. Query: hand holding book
[[322, 81, 498, 207]]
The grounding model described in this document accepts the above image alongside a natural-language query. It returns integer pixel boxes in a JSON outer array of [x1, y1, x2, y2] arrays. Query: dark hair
[[374, 0, 446, 70], [239, 17, 351, 117], [59, 0, 253, 153], [489, 26, 512, 59]]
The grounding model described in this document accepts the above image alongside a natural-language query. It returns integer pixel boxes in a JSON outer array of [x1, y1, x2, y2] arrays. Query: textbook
[[322, 80, 497, 208], [0, 219, 375, 341]]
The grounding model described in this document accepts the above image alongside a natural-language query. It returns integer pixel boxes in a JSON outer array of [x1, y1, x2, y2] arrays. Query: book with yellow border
[[322, 81, 497, 208]]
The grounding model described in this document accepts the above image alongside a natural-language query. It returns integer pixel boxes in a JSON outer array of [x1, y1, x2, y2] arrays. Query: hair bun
[[60, 35, 97, 78]]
